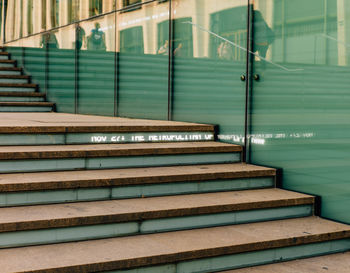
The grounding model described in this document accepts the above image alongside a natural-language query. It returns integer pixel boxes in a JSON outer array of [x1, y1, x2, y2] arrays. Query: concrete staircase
[[0, 47, 54, 112], [0, 113, 348, 272]]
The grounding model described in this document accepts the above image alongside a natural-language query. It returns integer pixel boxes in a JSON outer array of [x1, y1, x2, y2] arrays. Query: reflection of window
[[89, 0, 103, 17], [210, 7, 247, 61], [122, 0, 142, 11], [68, 0, 79, 23], [27, 0, 33, 35], [41, 0, 47, 30], [158, 18, 193, 58], [120, 26, 144, 54], [173, 18, 193, 58], [123, 0, 142, 7], [50, 0, 59, 27]]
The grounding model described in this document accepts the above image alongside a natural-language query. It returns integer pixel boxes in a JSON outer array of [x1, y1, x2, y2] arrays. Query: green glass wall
[[77, 14, 115, 116], [171, 0, 248, 144], [2, 0, 350, 224], [117, 1, 169, 119], [251, 0, 350, 223], [47, 26, 76, 113]]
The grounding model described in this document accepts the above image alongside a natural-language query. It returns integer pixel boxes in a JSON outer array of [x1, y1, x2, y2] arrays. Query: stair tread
[[0, 91, 45, 97], [0, 217, 348, 272], [0, 60, 15, 63], [0, 163, 274, 191], [0, 102, 53, 107], [0, 112, 214, 133], [0, 75, 29, 79], [0, 67, 21, 71], [0, 188, 314, 232], [220, 251, 350, 273], [0, 142, 241, 160], [0, 83, 36, 87]]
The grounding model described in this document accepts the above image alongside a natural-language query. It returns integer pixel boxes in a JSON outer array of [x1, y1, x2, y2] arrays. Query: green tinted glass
[[77, 14, 115, 116], [47, 26, 75, 113], [171, 0, 248, 144], [116, 1, 169, 119], [250, 0, 350, 223]]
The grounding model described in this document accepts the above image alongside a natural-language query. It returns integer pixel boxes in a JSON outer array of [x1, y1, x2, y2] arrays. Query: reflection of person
[[217, 41, 233, 60], [158, 40, 169, 55], [76, 25, 86, 50], [173, 43, 183, 57], [40, 32, 59, 49], [254, 10, 274, 59], [87, 22, 106, 51]]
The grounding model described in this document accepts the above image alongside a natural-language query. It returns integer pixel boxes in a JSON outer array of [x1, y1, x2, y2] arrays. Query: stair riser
[[0, 132, 214, 145], [0, 106, 53, 112], [0, 71, 21, 75], [0, 205, 313, 249], [0, 177, 274, 207], [0, 87, 36, 92], [0, 78, 28, 84], [104, 239, 350, 273], [0, 153, 241, 173], [0, 97, 45, 102], [0, 63, 15, 68], [0, 56, 9, 60]]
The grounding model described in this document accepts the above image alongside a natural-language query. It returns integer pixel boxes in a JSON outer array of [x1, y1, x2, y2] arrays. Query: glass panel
[[116, 1, 169, 119], [171, 0, 248, 144], [47, 26, 76, 113], [251, 0, 350, 224], [21, 36, 46, 93], [77, 13, 116, 116]]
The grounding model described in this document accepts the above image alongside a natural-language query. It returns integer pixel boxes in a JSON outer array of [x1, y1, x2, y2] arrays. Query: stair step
[[0, 52, 9, 60], [0, 142, 241, 173], [220, 251, 350, 273], [0, 112, 214, 133], [0, 75, 29, 84], [0, 83, 37, 92], [0, 60, 16, 68], [0, 189, 314, 248], [0, 217, 348, 273], [0, 113, 215, 145], [0, 163, 275, 206], [0, 92, 45, 102], [0, 102, 54, 112], [0, 67, 22, 75]]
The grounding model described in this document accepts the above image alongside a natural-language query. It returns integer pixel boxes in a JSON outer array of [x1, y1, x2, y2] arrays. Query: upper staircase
[[0, 47, 54, 112], [0, 47, 348, 272]]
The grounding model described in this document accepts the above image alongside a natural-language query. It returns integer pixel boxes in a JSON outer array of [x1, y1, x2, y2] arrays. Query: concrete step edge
[[0, 189, 314, 232], [0, 142, 242, 160], [0, 217, 348, 272], [0, 163, 274, 192]]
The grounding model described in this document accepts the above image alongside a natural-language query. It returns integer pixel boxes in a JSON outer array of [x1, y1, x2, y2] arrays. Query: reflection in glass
[[50, 0, 59, 28], [77, 14, 115, 116], [89, 0, 103, 16], [116, 1, 169, 119], [171, 0, 248, 144], [47, 26, 76, 113], [87, 22, 107, 51], [68, 0, 80, 24], [250, 0, 350, 224]]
